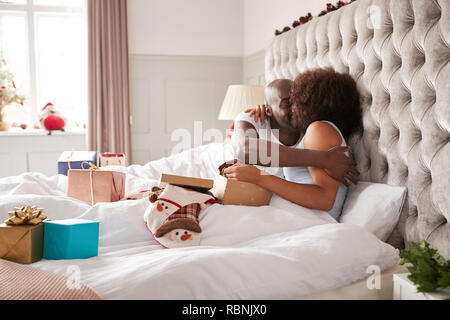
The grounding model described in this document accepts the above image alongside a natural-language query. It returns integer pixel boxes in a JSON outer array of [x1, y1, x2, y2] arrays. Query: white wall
[[129, 0, 332, 57], [243, 0, 330, 56], [129, 55, 239, 164], [0, 131, 86, 178], [128, 0, 243, 57], [127, 0, 244, 164]]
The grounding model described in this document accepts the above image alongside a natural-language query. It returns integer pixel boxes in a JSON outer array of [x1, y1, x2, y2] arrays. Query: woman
[[224, 68, 363, 221]]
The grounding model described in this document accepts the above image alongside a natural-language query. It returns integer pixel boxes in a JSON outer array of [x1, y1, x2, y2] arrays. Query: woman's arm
[[225, 121, 343, 211]]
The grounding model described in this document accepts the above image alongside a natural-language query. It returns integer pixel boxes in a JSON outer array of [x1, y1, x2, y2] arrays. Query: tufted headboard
[[265, 0, 450, 258]]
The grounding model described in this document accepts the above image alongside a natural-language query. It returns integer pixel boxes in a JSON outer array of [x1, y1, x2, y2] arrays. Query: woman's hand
[[223, 164, 262, 185], [244, 104, 268, 125]]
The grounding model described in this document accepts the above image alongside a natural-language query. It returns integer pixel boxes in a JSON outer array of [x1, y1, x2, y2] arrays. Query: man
[[229, 79, 359, 186]]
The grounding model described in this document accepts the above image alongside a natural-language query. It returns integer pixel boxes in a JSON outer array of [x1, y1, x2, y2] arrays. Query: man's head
[[264, 79, 295, 131]]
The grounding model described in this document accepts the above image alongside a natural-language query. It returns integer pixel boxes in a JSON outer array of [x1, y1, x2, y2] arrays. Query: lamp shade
[[218, 85, 265, 120]]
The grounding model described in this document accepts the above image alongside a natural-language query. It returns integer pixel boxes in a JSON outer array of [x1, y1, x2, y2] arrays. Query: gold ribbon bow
[[67, 148, 75, 170], [5, 206, 48, 226], [82, 161, 100, 206]]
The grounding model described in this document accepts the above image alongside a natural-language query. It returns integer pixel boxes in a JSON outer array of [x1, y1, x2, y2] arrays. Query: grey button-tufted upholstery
[[265, 0, 449, 258]]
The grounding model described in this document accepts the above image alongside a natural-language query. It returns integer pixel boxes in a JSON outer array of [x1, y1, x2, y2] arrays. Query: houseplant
[[400, 240, 450, 294], [0, 54, 26, 131]]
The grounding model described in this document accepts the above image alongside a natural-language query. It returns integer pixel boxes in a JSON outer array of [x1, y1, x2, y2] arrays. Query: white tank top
[[283, 121, 349, 221]]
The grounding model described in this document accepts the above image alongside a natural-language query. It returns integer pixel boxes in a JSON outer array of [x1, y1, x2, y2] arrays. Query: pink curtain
[[88, 0, 132, 162]]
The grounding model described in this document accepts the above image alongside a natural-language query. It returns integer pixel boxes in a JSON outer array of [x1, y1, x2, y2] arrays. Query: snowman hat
[[41, 103, 54, 112], [155, 218, 201, 238]]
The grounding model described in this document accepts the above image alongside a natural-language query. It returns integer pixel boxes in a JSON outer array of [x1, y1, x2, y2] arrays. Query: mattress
[[0, 143, 400, 299]]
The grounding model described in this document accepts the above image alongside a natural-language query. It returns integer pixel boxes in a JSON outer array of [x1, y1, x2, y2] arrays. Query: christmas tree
[[0, 54, 26, 121]]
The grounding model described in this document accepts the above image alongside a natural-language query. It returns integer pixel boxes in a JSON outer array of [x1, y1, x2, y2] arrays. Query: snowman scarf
[[144, 184, 216, 248]]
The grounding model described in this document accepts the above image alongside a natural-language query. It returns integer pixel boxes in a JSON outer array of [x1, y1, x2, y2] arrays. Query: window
[[0, 0, 87, 131]]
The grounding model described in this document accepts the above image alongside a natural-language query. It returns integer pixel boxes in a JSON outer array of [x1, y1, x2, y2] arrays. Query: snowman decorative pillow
[[144, 184, 217, 248]]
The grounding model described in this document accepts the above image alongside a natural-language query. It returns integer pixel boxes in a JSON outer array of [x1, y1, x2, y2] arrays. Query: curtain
[[88, 0, 132, 162]]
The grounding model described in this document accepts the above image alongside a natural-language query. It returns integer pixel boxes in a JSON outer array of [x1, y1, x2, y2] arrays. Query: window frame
[[0, 0, 86, 129]]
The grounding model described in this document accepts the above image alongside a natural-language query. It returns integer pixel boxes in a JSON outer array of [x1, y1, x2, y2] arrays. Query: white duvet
[[0, 143, 399, 300]]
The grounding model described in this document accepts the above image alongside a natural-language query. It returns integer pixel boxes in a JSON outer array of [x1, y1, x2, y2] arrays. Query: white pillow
[[340, 182, 407, 241]]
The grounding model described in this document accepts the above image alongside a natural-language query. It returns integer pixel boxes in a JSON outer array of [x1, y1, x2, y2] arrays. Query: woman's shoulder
[[303, 121, 344, 150]]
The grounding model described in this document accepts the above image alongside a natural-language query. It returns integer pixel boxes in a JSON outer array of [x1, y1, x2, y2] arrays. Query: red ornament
[[43, 115, 66, 131], [39, 102, 66, 135]]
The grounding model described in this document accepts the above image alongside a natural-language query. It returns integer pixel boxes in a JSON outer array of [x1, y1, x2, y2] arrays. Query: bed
[[0, 144, 401, 299], [1, 0, 449, 300]]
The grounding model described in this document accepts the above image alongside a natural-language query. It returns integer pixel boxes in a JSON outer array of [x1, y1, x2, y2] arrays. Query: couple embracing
[[224, 68, 363, 221]]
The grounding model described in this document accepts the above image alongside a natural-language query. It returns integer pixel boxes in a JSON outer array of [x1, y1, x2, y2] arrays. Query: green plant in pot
[[400, 240, 450, 294], [0, 54, 26, 131]]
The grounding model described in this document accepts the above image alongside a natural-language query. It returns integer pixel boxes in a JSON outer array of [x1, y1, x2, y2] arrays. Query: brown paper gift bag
[[67, 170, 125, 205], [0, 223, 44, 264]]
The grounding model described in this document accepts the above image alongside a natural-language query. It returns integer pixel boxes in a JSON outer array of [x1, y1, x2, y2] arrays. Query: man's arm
[[255, 122, 344, 211], [231, 120, 359, 185]]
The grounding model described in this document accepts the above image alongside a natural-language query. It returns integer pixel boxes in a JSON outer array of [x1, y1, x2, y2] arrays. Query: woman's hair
[[290, 68, 363, 141]]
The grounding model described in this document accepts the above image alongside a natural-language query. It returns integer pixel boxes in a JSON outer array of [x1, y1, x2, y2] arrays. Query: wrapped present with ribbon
[[58, 150, 98, 176], [0, 206, 48, 264], [67, 162, 125, 205], [98, 153, 127, 167]]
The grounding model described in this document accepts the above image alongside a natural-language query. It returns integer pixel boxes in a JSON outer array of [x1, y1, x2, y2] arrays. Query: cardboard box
[[0, 223, 44, 264], [43, 219, 99, 260], [98, 153, 127, 167], [159, 174, 214, 193], [211, 173, 272, 207], [67, 170, 125, 205], [58, 151, 98, 176]]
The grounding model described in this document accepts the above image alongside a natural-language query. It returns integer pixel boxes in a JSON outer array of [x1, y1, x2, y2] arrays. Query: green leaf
[[401, 241, 449, 293], [433, 253, 448, 267], [437, 269, 450, 289]]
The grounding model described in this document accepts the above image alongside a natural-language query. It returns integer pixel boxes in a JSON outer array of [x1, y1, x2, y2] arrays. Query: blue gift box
[[43, 219, 99, 260], [58, 151, 97, 176]]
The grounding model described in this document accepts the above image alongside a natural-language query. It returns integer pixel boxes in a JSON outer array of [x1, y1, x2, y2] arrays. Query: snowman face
[[162, 229, 201, 246], [155, 200, 178, 217]]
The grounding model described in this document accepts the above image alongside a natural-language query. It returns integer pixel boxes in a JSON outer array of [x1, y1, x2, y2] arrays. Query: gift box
[[211, 173, 272, 207], [58, 151, 98, 176], [0, 223, 44, 264], [67, 169, 125, 205], [98, 153, 127, 167], [43, 219, 99, 260], [158, 173, 214, 193]]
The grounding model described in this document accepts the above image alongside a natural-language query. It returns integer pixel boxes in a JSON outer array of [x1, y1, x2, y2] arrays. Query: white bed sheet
[[0, 143, 400, 300]]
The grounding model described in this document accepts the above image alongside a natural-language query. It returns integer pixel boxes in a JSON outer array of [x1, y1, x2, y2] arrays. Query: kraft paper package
[[158, 171, 272, 207], [0, 223, 44, 264], [67, 169, 125, 205]]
